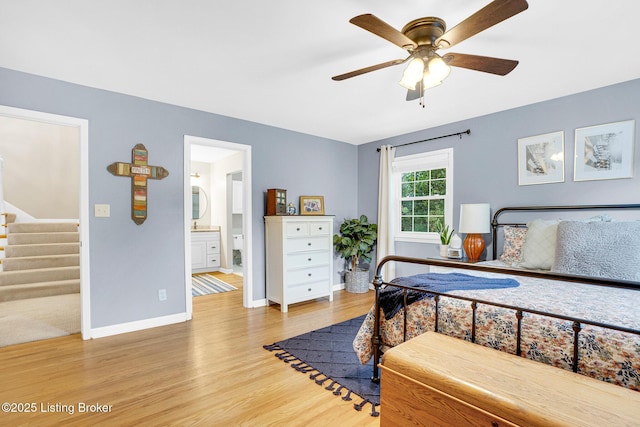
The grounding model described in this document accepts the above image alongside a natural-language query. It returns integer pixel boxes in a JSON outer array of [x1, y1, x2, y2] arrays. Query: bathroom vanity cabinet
[[191, 230, 221, 273]]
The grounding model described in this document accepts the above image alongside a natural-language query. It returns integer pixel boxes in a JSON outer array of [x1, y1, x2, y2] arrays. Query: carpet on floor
[[0, 293, 80, 347], [192, 274, 238, 297], [263, 314, 379, 417]]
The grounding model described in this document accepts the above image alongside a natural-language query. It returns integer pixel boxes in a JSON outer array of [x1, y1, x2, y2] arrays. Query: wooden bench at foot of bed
[[380, 332, 640, 427]]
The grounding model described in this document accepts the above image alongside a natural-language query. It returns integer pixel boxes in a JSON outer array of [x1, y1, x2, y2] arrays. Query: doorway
[[183, 136, 252, 317], [0, 105, 90, 342]]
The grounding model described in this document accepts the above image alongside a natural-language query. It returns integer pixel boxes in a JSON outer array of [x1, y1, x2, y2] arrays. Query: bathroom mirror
[[192, 186, 208, 219]]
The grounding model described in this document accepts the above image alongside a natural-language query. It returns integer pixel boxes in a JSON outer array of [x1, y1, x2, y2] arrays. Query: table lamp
[[459, 203, 490, 262]]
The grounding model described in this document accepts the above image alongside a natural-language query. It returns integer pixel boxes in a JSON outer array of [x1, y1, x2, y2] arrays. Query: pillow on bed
[[551, 220, 640, 281], [519, 219, 559, 270], [500, 226, 528, 266]]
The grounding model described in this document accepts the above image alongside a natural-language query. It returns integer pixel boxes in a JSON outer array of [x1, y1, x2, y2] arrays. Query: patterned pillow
[[519, 219, 560, 270], [500, 226, 528, 266]]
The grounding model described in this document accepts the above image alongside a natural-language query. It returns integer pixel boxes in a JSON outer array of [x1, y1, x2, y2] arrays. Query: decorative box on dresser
[[264, 215, 334, 312], [191, 230, 221, 273]]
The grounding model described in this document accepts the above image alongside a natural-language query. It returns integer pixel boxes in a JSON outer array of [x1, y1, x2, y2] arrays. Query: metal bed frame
[[370, 204, 640, 383]]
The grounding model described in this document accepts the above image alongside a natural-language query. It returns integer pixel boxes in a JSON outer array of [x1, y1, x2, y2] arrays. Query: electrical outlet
[[158, 289, 167, 301], [94, 204, 110, 217]]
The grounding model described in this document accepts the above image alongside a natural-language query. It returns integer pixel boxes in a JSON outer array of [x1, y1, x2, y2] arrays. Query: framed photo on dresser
[[299, 196, 324, 215]]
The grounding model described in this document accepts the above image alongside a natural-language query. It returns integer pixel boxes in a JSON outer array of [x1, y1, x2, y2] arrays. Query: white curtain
[[377, 145, 396, 281]]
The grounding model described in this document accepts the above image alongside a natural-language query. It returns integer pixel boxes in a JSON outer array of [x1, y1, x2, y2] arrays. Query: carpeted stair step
[[0, 266, 79, 286], [3, 213, 17, 224], [2, 254, 80, 272], [4, 242, 79, 258], [0, 279, 80, 302], [7, 232, 79, 245], [7, 222, 78, 234]]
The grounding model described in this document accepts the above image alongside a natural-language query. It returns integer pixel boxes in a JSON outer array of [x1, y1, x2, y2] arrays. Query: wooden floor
[[0, 273, 381, 426]]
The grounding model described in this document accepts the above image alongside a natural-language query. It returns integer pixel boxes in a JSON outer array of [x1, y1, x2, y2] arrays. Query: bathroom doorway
[[228, 171, 244, 275], [183, 136, 253, 316]]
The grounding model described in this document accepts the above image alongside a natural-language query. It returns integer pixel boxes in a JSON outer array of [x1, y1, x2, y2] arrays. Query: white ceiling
[[1, 1, 639, 145]]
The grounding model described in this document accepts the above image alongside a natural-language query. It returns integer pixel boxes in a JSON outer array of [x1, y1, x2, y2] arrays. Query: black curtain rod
[[376, 129, 470, 152]]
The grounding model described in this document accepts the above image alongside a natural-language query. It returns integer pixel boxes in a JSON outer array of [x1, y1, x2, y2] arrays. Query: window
[[393, 148, 453, 243]]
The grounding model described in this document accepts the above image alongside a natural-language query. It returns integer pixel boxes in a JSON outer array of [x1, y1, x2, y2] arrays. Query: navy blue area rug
[[263, 315, 380, 417]]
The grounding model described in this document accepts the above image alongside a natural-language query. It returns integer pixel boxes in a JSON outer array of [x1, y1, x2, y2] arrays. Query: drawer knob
[[296, 227, 300, 231], [307, 242, 311, 246], [318, 227, 323, 230], [308, 288, 312, 292], [308, 258, 312, 261], [308, 273, 312, 277]]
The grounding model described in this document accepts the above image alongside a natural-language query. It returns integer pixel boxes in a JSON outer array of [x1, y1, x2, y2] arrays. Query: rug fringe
[[263, 342, 380, 417]]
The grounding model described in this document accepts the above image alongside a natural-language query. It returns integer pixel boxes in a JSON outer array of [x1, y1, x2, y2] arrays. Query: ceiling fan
[[332, 0, 529, 103]]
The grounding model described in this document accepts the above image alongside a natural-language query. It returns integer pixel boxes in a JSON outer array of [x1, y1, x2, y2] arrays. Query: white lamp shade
[[459, 203, 490, 234]]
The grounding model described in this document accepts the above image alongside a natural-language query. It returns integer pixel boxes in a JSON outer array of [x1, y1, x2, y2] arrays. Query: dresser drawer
[[287, 252, 330, 268], [309, 221, 330, 236], [286, 222, 309, 237], [287, 280, 329, 301], [287, 265, 329, 285], [287, 236, 329, 253]]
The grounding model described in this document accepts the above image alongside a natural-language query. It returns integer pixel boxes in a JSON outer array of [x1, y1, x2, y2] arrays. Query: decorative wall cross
[[107, 143, 169, 225]]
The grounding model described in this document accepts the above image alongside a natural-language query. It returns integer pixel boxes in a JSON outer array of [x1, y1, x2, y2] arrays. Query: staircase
[[0, 219, 80, 302]]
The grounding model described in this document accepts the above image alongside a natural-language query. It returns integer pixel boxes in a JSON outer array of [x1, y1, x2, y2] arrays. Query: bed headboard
[[491, 204, 640, 259]]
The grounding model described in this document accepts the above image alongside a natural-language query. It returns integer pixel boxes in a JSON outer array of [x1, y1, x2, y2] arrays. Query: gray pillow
[[551, 221, 640, 281]]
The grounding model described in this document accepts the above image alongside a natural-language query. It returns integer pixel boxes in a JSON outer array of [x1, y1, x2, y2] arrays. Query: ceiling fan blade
[[436, 0, 528, 49], [332, 59, 405, 81], [350, 14, 417, 50], [406, 88, 422, 101], [444, 53, 518, 75], [406, 80, 424, 101]]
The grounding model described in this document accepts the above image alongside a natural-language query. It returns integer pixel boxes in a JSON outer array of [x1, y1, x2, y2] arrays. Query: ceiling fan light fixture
[[422, 73, 442, 90], [427, 56, 451, 82], [399, 57, 425, 90]]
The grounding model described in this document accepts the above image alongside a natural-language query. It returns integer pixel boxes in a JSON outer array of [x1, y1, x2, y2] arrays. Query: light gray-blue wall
[[0, 67, 358, 329], [3, 64, 639, 330], [357, 78, 640, 264]]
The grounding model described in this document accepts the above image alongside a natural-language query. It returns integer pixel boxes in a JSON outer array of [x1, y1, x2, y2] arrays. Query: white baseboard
[[88, 312, 188, 339], [249, 298, 268, 308]]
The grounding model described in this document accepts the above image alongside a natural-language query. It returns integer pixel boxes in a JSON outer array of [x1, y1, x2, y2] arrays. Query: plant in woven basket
[[333, 215, 378, 271]]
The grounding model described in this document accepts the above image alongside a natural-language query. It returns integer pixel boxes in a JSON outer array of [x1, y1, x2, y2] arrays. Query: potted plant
[[436, 221, 454, 257], [333, 215, 378, 293]]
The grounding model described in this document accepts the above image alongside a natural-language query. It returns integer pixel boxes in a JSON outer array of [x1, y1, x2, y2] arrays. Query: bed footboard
[[370, 255, 640, 384]]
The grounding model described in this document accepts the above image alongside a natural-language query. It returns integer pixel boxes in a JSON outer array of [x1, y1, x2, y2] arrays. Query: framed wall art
[[574, 120, 635, 181], [517, 131, 565, 185], [299, 196, 324, 215]]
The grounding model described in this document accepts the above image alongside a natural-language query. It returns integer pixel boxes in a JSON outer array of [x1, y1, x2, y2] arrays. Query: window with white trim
[[393, 148, 453, 243]]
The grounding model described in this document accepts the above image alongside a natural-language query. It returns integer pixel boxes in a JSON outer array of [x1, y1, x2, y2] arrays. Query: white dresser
[[191, 230, 221, 273], [265, 216, 334, 312]]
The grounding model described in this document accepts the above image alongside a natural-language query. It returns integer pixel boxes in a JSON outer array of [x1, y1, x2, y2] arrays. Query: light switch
[[94, 204, 110, 217]]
